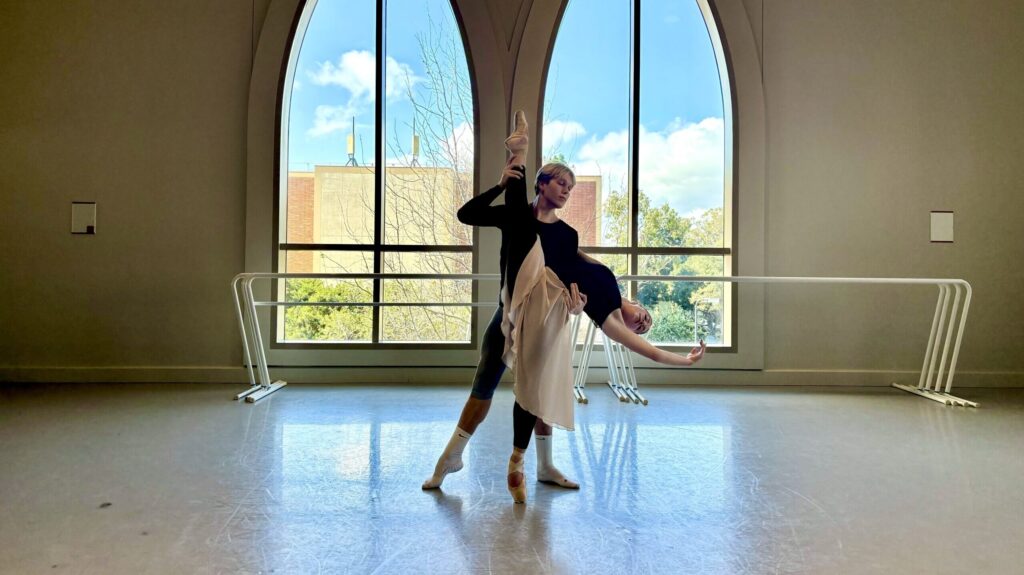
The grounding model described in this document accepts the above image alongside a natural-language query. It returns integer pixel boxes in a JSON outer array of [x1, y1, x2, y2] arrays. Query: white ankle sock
[[422, 427, 472, 489], [535, 434, 579, 489], [536, 434, 553, 466]]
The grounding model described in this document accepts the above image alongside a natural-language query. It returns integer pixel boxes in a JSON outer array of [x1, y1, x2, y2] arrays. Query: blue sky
[[286, 0, 725, 218]]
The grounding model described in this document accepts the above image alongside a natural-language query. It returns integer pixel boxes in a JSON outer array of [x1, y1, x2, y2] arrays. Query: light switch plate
[[72, 202, 96, 234], [930, 211, 953, 243]]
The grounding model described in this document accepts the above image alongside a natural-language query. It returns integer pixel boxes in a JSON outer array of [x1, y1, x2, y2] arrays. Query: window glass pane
[[314, 166, 376, 244], [383, 167, 470, 245], [280, 0, 478, 348], [380, 252, 472, 343], [279, 251, 373, 343], [286, 0, 377, 244], [638, 0, 725, 248], [637, 255, 725, 345], [384, 0, 473, 246], [543, 0, 630, 248]]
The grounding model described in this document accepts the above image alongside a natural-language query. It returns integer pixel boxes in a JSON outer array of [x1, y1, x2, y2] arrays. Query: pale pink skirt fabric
[[501, 240, 575, 431]]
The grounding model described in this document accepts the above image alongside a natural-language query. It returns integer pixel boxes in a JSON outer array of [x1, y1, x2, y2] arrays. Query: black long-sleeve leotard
[[457, 167, 620, 326], [456, 166, 578, 300], [572, 260, 621, 327]]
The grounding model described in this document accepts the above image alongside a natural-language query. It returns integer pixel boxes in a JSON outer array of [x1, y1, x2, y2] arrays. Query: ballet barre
[[586, 275, 975, 408], [232, 273, 974, 407], [567, 314, 646, 405], [231, 272, 501, 402]]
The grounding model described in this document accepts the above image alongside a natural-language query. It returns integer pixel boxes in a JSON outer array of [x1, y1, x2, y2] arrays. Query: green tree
[[682, 207, 725, 343], [544, 152, 569, 165], [284, 278, 372, 341], [645, 300, 695, 344], [602, 191, 725, 344]]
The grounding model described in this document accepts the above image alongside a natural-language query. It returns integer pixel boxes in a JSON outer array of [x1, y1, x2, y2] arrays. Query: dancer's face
[[537, 174, 574, 209], [621, 300, 652, 334]]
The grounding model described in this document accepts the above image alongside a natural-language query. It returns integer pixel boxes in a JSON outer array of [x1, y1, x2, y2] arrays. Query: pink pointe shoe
[[504, 110, 529, 166], [507, 453, 527, 504]]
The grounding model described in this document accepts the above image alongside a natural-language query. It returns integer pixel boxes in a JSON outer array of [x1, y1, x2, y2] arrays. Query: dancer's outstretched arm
[[457, 164, 513, 227], [601, 310, 706, 366]]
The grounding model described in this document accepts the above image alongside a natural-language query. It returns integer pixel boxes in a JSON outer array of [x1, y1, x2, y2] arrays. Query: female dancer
[[422, 114, 585, 494], [424, 112, 706, 503], [500, 113, 706, 503]]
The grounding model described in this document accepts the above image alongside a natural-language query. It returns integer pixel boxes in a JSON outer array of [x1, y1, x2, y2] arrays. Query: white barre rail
[[231, 273, 975, 407]]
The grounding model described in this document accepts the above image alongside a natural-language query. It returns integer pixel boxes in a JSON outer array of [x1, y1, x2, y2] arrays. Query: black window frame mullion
[[372, 0, 385, 344], [581, 247, 731, 256], [281, 243, 474, 253], [628, 0, 641, 300]]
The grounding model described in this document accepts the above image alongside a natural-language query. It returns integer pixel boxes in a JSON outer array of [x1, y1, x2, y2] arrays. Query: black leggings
[[505, 166, 541, 452], [513, 401, 537, 450]]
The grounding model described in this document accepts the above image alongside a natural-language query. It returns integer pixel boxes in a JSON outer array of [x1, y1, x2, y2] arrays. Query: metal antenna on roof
[[345, 116, 358, 166]]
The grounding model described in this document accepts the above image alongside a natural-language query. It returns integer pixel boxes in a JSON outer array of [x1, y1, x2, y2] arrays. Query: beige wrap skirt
[[500, 240, 575, 431]]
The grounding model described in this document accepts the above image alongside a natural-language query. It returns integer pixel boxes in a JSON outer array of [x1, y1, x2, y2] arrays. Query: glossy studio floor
[[1, 383, 1021, 574]]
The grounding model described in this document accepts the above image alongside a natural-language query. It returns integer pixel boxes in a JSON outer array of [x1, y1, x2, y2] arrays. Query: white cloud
[[309, 50, 422, 102], [385, 57, 422, 100], [561, 117, 725, 214], [638, 117, 724, 211], [542, 120, 587, 155], [443, 121, 475, 173], [306, 51, 424, 138], [307, 103, 364, 137], [310, 51, 376, 98], [571, 128, 630, 196]]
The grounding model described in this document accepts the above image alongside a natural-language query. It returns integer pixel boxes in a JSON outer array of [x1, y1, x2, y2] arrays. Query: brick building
[[285, 167, 602, 272], [556, 174, 601, 246]]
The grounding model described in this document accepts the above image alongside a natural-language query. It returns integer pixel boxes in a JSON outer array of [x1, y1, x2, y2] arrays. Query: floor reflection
[[3, 384, 1020, 574], [266, 387, 741, 573]]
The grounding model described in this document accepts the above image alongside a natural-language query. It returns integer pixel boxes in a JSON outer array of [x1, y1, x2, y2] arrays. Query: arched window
[[543, 0, 732, 347], [278, 0, 476, 346]]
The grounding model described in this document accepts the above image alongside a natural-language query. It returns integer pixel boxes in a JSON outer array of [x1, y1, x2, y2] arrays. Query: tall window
[[279, 0, 475, 345], [544, 0, 731, 346]]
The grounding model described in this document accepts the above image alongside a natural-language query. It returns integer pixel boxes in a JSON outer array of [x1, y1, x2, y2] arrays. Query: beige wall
[[1, 0, 1021, 385], [0, 0, 264, 379], [753, 0, 1024, 378]]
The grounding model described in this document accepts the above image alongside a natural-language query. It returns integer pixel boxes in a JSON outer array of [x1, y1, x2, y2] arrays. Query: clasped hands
[[566, 283, 587, 315]]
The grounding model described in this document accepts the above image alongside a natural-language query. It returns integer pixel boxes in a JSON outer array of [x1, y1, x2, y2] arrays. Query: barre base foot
[[606, 380, 627, 401], [892, 383, 978, 408], [245, 380, 288, 403], [234, 384, 263, 401], [574, 387, 588, 404]]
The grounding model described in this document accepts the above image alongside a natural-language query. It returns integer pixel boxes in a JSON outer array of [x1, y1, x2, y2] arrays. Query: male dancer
[[423, 112, 693, 492], [422, 111, 583, 491]]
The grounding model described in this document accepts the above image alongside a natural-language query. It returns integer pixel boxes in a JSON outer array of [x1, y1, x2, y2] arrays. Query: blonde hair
[[534, 162, 576, 195]]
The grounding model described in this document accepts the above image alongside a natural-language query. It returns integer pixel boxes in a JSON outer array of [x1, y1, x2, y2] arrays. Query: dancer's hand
[[498, 159, 524, 189], [686, 340, 707, 364], [567, 283, 588, 315]]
